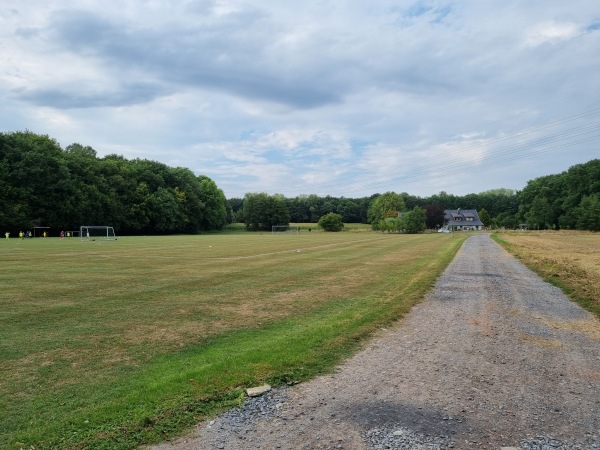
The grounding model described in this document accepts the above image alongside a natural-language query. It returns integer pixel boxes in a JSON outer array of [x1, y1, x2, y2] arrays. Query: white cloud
[[524, 21, 581, 47]]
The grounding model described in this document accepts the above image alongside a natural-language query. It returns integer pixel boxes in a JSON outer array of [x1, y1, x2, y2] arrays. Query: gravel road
[[150, 234, 600, 450]]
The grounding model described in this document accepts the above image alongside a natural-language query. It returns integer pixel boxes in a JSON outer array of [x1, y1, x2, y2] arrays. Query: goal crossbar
[[80, 226, 117, 241], [272, 225, 300, 235]]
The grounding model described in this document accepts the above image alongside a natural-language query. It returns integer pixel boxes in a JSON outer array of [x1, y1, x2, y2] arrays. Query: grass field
[[0, 231, 466, 449], [493, 231, 600, 318]]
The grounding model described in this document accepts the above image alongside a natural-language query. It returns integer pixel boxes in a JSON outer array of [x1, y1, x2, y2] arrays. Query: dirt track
[[150, 234, 600, 449]]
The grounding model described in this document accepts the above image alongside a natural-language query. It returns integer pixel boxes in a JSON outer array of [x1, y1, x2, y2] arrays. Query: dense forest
[[0, 131, 229, 235], [1, 131, 598, 234], [518, 158, 600, 230]]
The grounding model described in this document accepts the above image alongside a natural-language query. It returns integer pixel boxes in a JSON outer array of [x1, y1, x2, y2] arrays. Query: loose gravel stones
[[205, 389, 289, 449], [518, 433, 600, 450], [363, 425, 456, 449]]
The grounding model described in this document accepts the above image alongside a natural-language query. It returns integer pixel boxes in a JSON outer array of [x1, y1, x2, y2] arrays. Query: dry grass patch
[[494, 231, 600, 317], [540, 318, 600, 341], [517, 332, 563, 348]]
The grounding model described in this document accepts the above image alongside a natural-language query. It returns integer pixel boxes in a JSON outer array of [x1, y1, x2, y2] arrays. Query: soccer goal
[[272, 225, 300, 235], [33, 226, 51, 238], [80, 226, 117, 241]]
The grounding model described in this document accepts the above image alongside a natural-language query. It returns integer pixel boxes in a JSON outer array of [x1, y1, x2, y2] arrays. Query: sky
[[1, 1, 599, 199]]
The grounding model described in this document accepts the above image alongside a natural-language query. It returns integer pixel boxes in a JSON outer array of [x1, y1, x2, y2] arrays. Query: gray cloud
[[2, 1, 599, 198], [28, 7, 344, 109], [17, 82, 170, 109]]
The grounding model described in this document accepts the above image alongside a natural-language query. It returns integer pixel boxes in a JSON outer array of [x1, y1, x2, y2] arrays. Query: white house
[[443, 209, 484, 231]]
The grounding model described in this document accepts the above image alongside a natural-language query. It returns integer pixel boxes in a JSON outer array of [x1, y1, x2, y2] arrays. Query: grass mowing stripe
[[1, 233, 466, 449]]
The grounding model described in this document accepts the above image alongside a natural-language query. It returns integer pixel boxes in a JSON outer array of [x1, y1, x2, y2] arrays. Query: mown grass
[[493, 231, 600, 318], [0, 232, 466, 449]]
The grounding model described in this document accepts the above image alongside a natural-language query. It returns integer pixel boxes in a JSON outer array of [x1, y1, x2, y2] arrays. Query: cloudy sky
[[1, 1, 599, 199]]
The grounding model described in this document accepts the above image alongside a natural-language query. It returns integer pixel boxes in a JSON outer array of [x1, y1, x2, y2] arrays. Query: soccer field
[[0, 232, 466, 449]]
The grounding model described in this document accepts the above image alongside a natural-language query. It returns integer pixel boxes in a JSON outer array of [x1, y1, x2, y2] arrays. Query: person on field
[[60, 231, 64, 240], [4, 231, 9, 239], [42, 231, 47, 239], [19, 231, 23, 239]]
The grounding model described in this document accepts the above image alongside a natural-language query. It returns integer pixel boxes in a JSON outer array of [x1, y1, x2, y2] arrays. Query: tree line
[[0, 131, 229, 235], [518, 159, 600, 230], [2, 131, 597, 234], [230, 188, 522, 231], [232, 160, 598, 232]]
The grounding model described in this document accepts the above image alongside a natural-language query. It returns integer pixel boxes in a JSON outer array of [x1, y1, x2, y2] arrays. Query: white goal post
[[272, 225, 300, 235], [80, 226, 117, 241]]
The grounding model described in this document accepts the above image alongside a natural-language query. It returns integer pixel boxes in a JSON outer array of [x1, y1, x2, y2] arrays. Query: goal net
[[272, 225, 300, 235], [80, 226, 117, 241]]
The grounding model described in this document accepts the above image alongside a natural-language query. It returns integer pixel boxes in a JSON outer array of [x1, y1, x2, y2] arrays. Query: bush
[[400, 207, 426, 234], [318, 212, 344, 232]]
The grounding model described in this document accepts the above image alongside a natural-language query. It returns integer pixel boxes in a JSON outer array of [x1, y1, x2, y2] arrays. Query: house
[[443, 209, 484, 231]]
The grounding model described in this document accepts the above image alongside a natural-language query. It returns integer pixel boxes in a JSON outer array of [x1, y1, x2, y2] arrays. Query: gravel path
[[150, 234, 600, 450]]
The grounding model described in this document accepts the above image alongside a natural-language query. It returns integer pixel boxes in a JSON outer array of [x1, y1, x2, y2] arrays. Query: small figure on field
[[60, 231, 64, 240], [42, 231, 47, 238], [4, 231, 9, 239], [67, 231, 70, 238], [19, 231, 23, 240]]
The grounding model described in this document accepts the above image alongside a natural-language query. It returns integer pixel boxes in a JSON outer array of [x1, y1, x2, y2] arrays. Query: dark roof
[[444, 209, 484, 227]]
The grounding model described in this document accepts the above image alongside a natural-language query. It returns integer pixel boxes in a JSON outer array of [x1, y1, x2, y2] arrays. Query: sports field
[[0, 231, 466, 449]]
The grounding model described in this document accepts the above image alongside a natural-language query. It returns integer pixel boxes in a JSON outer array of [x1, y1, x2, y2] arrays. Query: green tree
[[368, 192, 406, 228], [526, 196, 554, 230], [99, 155, 136, 230], [307, 194, 321, 222], [495, 212, 518, 229], [243, 193, 290, 231], [198, 176, 228, 230], [320, 197, 336, 216], [400, 207, 427, 234], [576, 194, 600, 231], [337, 198, 360, 223], [227, 197, 244, 223], [0, 131, 67, 230], [148, 187, 185, 232], [169, 168, 205, 233], [271, 194, 291, 228], [286, 195, 311, 223], [318, 212, 344, 232], [478, 208, 491, 227], [518, 161, 600, 230], [128, 182, 152, 232], [62, 143, 115, 229]]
